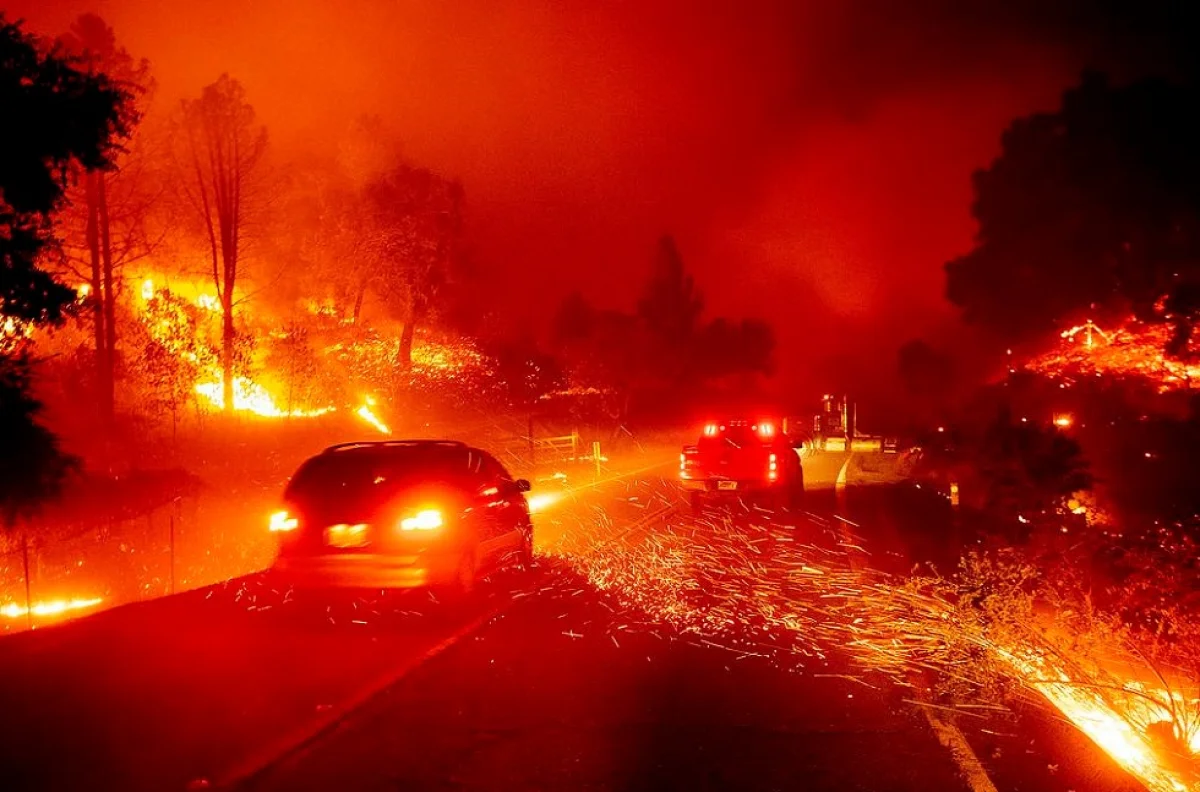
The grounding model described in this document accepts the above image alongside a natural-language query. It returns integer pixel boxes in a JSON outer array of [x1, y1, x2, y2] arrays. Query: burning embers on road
[[552, 497, 1200, 792]]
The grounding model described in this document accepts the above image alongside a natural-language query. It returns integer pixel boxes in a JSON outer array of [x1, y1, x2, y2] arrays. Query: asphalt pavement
[[0, 452, 1144, 792]]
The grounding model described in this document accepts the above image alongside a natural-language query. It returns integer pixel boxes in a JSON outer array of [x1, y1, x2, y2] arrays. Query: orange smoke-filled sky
[[5, 0, 1191, 391]]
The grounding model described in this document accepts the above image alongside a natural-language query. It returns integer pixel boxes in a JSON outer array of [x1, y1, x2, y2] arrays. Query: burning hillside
[[68, 273, 501, 435], [1026, 320, 1200, 391]]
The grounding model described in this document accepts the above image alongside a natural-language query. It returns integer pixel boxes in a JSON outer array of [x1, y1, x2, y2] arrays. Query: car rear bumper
[[680, 478, 782, 493], [273, 550, 457, 589]]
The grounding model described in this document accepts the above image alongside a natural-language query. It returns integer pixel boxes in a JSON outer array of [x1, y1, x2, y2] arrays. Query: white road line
[[920, 704, 1000, 792], [214, 604, 508, 790]]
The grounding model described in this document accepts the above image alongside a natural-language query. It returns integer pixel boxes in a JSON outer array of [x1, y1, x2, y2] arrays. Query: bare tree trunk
[[352, 276, 367, 324], [399, 298, 427, 370], [85, 172, 108, 419], [399, 320, 415, 370], [221, 298, 235, 413], [98, 173, 117, 421], [21, 532, 32, 632]]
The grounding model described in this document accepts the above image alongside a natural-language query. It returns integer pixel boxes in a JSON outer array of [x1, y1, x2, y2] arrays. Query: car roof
[[319, 440, 472, 455]]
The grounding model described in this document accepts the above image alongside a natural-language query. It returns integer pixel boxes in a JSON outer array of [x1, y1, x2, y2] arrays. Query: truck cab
[[679, 419, 804, 511]]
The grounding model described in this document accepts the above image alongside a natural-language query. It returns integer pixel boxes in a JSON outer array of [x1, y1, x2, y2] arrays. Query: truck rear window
[[698, 427, 758, 449]]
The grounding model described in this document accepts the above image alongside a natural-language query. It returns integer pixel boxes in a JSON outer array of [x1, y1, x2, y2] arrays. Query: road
[[0, 452, 1142, 792]]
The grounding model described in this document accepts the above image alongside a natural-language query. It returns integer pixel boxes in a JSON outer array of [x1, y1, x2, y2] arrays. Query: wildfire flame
[[193, 375, 334, 418], [354, 396, 391, 435], [0, 597, 103, 620], [1028, 319, 1200, 390]]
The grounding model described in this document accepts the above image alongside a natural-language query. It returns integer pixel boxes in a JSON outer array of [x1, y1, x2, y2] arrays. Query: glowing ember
[[0, 597, 103, 620]]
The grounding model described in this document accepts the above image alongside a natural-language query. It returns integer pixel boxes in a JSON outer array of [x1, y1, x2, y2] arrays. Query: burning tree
[[175, 74, 268, 413], [127, 289, 217, 436]]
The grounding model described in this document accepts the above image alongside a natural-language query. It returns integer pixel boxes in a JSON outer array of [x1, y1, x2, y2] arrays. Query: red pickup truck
[[679, 419, 805, 511]]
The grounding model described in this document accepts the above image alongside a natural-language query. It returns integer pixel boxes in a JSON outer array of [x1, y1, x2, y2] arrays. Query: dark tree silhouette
[[2, 15, 122, 535], [553, 237, 774, 417], [0, 364, 77, 531], [638, 235, 703, 345], [946, 72, 1200, 352], [2, 16, 127, 325], [693, 318, 775, 380]]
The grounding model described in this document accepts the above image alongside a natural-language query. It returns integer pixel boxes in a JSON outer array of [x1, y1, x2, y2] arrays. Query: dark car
[[271, 440, 534, 594]]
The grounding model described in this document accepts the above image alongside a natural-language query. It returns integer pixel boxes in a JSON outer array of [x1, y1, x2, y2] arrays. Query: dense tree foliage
[[1, 16, 124, 528], [946, 72, 1200, 354], [1, 16, 128, 325]]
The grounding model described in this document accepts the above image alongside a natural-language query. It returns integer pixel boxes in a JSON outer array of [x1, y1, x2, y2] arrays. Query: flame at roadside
[[1, 597, 103, 620], [193, 375, 334, 418], [354, 398, 391, 435]]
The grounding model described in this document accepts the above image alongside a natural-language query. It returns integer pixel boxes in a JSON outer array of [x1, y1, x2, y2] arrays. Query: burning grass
[[551, 494, 1200, 791]]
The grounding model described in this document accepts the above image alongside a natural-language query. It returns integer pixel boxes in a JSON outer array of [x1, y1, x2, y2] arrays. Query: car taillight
[[399, 509, 443, 531], [269, 510, 299, 532]]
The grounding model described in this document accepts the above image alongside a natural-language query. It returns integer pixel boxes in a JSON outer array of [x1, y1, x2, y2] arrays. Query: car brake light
[[269, 510, 298, 532], [399, 509, 443, 531]]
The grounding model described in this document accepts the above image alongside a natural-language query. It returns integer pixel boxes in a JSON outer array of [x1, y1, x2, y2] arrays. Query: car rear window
[[285, 446, 474, 502]]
